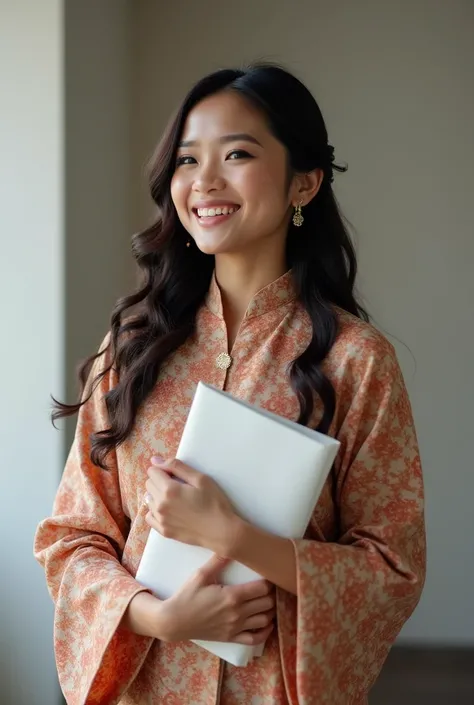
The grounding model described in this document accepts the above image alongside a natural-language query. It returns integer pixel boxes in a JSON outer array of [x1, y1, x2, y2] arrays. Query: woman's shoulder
[[329, 305, 398, 373]]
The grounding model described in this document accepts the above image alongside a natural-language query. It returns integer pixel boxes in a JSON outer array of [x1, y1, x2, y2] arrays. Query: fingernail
[[151, 456, 165, 465]]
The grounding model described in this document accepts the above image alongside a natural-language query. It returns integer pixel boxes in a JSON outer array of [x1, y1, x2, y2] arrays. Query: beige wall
[[65, 0, 134, 446], [131, 0, 474, 644]]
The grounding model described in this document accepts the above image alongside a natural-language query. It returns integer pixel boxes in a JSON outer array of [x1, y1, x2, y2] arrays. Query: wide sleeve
[[277, 333, 426, 705], [34, 337, 154, 705]]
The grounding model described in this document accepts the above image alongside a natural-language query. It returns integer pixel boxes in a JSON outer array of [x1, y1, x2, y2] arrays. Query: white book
[[136, 382, 340, 667]]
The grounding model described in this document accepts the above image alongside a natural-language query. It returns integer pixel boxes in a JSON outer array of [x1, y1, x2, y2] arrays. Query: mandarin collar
[[205, 269, 297, 320]]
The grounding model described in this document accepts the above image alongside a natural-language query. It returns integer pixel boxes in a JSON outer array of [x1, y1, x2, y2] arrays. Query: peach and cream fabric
[[35, 271, 425, 704]]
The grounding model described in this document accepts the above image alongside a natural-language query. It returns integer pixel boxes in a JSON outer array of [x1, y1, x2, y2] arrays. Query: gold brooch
[[216, 352, 232, 371]]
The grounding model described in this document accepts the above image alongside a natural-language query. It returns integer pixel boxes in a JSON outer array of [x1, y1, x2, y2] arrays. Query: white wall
[[0, 2, 64, 703], [132, 0, 474, 644]]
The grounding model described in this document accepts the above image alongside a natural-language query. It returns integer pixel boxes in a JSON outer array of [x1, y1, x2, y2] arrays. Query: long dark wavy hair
[[53, 63, 368, 469]]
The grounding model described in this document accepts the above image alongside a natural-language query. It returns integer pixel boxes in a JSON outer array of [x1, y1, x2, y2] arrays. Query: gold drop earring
[[292, 201, 304, 227]]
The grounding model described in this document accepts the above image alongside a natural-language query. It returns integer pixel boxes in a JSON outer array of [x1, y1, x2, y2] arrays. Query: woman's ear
[[290, 169, 324, 207]]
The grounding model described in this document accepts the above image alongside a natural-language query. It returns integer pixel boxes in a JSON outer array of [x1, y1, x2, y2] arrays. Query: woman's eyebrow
[[178, 133, 263, 149]]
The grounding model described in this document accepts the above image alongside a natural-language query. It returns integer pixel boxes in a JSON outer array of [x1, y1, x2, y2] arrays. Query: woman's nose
[[192, 163, 225, 193]]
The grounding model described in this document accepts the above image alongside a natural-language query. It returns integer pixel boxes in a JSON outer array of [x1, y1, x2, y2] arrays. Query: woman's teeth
[[196, 206, 239, 217]]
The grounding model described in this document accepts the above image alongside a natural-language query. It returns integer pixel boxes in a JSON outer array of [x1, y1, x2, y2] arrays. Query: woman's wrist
[[120, 591, 169, 640], [216, 517, 298, 595], [213, 513, 247, 558]]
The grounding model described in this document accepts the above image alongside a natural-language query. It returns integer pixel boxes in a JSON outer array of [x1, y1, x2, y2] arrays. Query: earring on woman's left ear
[[292, 201, 304, 227]]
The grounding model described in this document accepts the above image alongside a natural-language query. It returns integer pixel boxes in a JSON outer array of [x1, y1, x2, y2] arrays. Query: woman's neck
[[214, 252, 287, 350]]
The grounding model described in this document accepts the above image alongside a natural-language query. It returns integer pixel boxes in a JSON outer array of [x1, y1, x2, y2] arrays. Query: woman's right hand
[[157, 554, 276, 646]]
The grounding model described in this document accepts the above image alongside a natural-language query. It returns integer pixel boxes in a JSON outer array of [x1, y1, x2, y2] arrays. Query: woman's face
[[171, 91, 298, 258]]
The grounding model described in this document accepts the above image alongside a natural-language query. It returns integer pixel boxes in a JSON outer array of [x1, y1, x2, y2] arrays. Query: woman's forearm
[[120, 591, 166, 639], [224, 518, 298, 596]]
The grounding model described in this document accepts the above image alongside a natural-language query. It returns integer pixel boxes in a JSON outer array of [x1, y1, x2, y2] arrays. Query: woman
[[35, 64, 425, 705]]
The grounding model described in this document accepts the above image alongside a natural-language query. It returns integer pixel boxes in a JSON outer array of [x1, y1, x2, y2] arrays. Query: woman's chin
[[193, 235, 233, 257]]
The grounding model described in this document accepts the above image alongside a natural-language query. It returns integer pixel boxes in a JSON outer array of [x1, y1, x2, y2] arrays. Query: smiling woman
[[181, 103, 302, 263], [34, 64, 425, 705], [171, 101, 298, 260]]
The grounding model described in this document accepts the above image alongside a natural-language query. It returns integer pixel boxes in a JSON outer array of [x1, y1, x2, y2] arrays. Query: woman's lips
[[192, 205, 240, 227]]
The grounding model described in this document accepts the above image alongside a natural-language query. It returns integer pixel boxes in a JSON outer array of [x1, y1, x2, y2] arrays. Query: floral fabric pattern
[[34, 271, 425, 704]]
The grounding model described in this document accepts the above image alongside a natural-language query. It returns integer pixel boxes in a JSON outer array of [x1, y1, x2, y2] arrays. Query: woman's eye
[[227, 150, 252, 160], [176, 155, 196, 167]]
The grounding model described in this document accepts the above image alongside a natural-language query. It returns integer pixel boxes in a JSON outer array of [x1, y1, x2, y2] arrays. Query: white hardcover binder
[[136, 382, 340, 666]]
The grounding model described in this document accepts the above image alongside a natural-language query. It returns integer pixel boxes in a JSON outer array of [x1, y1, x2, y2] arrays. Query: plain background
[[1, 1, 473, 702]]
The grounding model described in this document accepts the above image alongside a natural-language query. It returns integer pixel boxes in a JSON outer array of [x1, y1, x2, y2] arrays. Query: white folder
[[136, 382, 340, 666]]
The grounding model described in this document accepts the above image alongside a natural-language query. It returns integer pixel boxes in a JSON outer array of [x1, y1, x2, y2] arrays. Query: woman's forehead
[[180, 92, 269, 143]]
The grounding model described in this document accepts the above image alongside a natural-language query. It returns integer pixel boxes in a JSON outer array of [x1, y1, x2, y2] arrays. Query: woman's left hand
[[144, 456, 240, 555]]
